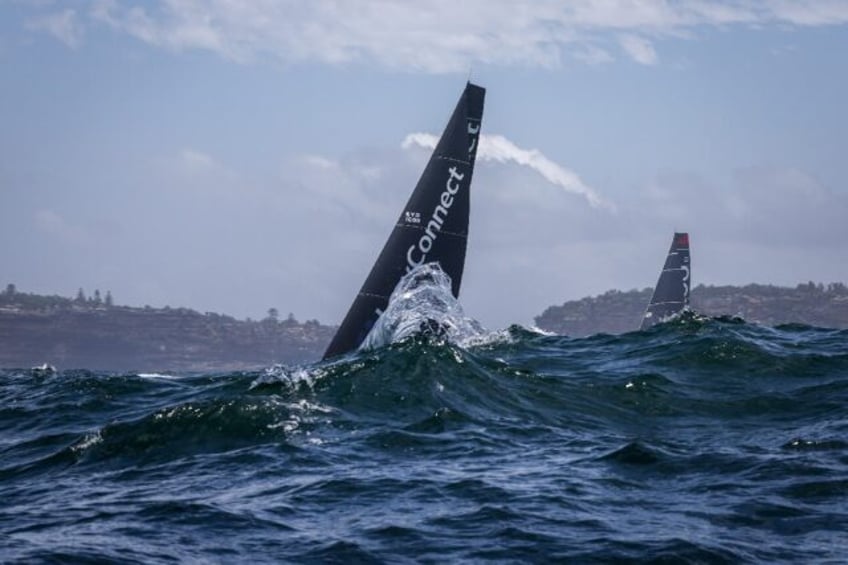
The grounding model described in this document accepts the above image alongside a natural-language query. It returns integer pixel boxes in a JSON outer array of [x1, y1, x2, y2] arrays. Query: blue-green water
[[2, 317, 847, 563]]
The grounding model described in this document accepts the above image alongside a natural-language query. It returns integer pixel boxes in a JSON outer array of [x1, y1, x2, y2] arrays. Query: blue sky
[[2, 1, 848, 328]]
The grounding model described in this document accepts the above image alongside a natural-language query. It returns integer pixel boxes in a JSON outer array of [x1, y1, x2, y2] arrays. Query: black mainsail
[[323, 82, 485, 359], [640, 232, 691, 330]]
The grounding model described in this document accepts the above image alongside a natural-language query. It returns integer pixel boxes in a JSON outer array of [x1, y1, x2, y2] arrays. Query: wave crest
[[360, 262, 485, 351]]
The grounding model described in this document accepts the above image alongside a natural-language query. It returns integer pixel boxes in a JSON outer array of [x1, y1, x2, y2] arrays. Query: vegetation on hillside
[[535, 282, 848, 336], [4, 280, 847, 369], [0, 284, 334, 370]]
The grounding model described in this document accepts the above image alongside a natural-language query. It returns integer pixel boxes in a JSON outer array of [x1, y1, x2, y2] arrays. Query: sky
[[2, 1, 848, 329]]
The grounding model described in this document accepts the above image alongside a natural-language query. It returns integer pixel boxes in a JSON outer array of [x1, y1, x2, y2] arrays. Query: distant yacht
[[323, 82, 486, 359], [31, 363, 57, 375], [640, 232, 691, 329]]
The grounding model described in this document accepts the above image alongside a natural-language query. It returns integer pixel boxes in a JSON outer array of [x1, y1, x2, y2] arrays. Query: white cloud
[[177, 148, 240, 189], [403, 132, 613, 210], [2, 1, 837, 71], [302, 155, 337, 171], [26, 8, 83, 48], [181, 148, 216, 172], [768, 0, 848, 26], [0, 1, 838, 72], [618, 34, 658, 65], [571, 44, 614, 65]]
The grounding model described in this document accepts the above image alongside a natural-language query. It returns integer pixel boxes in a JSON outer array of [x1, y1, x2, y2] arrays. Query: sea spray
[[360, 262, 485, 351]]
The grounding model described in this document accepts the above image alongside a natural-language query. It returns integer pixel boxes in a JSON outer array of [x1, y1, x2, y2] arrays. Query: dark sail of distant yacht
[[640, 232, 691, 330], [323, 82, 486, 359]]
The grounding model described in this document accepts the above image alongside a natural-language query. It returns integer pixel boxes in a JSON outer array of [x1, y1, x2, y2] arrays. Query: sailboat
[[323, 82, 486, 359], [640, 232, 691, 330]]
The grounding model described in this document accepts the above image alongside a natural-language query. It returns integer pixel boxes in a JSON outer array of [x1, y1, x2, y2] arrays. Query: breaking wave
[[359, 262, 487, 350]]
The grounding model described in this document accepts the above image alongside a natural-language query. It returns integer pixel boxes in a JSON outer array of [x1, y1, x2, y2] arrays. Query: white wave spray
[[360, 262, 486, 351]]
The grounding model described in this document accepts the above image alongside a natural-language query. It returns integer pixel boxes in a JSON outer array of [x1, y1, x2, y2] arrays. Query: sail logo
[[468, 121, 480, 153], [404, 211, 421, 224], [681, 260, 691, 302], [405, 166, 464, 271]]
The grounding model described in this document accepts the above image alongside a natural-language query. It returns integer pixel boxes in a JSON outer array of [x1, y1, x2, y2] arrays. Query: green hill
[[5, 281, 847, 370], [0, 285, 334, 371], [535, 282, 848, 336]]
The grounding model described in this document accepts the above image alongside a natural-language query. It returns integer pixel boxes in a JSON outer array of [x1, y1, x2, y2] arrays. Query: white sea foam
[[71, 430, 103, 453], [528, 324, 556, 336], [359, 262, 486, 351], [266, 396, 336, 436], [252, 365, 326, 390], [137, 372, 179, 379]]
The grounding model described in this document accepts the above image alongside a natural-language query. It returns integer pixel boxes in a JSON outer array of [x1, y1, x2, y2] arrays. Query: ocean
[[2, 316, 847, 563]]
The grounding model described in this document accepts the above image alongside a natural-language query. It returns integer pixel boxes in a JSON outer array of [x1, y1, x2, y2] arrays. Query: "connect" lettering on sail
[[406, 166, 464, 271]]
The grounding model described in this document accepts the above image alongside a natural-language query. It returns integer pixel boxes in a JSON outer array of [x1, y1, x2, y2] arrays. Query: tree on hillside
[[5, 283, 16, 296], [827, 282, 847, 294], [105, 291, 113, 307], [76, 288, 86, 303], [283, 312, 298, 328]]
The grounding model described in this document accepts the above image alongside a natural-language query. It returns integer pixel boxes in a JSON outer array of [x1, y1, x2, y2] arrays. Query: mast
[[640, 232, 691, 330], [323, 82, 486, 359]]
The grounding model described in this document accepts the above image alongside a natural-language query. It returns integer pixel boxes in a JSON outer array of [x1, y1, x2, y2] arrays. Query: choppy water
[[2, 316, 848, 563]]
